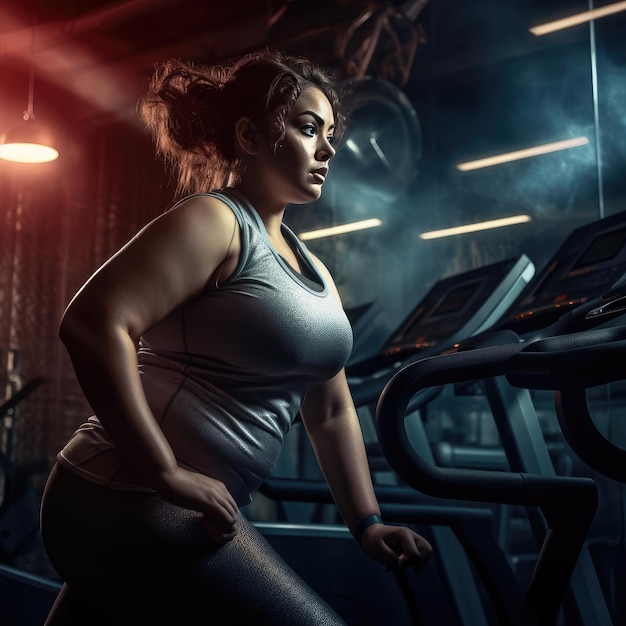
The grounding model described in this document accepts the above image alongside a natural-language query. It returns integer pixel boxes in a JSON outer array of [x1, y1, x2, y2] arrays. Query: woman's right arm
[[59, 194, 240, 541]]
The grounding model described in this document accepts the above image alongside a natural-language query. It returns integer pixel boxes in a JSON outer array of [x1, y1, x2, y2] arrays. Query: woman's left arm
[[300, 254, 431, 570], [300, 371, 432, 570]]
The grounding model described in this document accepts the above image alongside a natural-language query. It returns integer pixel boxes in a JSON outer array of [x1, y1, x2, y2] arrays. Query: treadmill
[[348, 253, 535, 407], [376, 209, 626, 626], [477, 209, 626, 340]]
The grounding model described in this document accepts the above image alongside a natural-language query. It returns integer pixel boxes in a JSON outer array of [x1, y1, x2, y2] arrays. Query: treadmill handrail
[[373, 327, 626, 625], [556, 385, 626, 483], [376, 339, 592, 501], [506, 327, 626, 390], [375, 324, 626, 496]]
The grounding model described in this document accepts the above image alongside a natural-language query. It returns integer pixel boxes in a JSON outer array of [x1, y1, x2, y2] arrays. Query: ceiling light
[[420, 215, 532, 240], [0, 27, 59, 164], [0, 119, 59, 163], [299, 218, 382, 241], [456, 137, 589, 172], [530, 1, 626, 36]]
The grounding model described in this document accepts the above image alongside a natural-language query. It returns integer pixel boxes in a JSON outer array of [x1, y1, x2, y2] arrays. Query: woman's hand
[[359, 523, 433, 571], [155, 465, 239, 544]]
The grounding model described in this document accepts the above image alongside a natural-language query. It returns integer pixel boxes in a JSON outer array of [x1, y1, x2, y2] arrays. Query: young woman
[[40, 49, 432, 625]]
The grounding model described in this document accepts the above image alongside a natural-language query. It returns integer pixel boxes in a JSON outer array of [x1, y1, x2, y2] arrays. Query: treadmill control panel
[[499, 212, 626, 333]]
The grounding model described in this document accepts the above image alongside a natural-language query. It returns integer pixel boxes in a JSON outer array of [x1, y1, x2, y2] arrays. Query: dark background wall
[[0, 125, 171, 484]]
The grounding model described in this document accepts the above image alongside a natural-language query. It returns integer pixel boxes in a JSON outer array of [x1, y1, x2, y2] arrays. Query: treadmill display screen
[[572, 227, 626, 271], [502, 212, 626, 331], [383, 259, 522, 356], [345, 254, 533, 379], [432, 284, 477, 316]]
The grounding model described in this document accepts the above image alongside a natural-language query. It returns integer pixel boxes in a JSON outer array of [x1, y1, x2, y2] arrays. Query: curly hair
[[139, 49, 344, 199]]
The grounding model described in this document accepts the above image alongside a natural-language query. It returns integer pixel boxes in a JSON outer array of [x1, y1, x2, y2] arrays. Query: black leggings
[[40, 463, 347, 625]]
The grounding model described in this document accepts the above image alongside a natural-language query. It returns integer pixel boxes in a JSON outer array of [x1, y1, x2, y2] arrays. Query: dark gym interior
[[1, 1, 626, 624]]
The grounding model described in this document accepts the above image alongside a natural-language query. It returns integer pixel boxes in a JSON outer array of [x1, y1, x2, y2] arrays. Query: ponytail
[[139, 59, 237, 198], [139, 50, 343, 199]]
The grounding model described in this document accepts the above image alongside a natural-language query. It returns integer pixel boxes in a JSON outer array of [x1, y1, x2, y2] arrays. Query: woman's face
[[255, 85, 337, 205]]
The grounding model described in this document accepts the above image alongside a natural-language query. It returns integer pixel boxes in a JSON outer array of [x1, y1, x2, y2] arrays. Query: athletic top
[[57, 188, 354, 505]]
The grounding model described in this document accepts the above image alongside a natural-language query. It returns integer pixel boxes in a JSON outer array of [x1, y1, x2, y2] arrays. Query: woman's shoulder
[[130, 193, 241, 260], [161, 192, 240, 230], [169, 191, 235, 215]]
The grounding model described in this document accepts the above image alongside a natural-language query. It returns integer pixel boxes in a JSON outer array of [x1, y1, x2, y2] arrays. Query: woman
[[40, 49, 432, 625]]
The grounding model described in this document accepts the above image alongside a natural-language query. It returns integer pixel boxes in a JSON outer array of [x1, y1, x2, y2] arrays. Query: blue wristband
[[353, 514, 383, 544]]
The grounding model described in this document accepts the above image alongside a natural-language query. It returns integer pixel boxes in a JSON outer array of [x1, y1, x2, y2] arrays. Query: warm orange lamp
[[0, 29, 59, 164], [0, 114, 59, 164]]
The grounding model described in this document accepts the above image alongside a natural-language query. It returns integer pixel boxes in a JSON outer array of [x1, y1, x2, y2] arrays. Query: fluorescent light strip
[[299, 218, 382, 241], [420, 215, 532, 240], [530, 1, 626, 36], [456, 136, 589, 172]]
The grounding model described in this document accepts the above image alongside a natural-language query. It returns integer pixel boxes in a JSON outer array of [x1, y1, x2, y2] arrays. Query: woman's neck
[[233, 182, 286, 238]]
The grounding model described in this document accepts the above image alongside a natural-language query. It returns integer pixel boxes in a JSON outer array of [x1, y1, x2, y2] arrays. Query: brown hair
[[139, 49, 344, 199]]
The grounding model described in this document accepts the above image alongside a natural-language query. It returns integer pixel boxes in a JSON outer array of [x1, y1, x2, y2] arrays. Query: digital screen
[[390, 281, 479, 345], [501, 213, 626, 333], [379, 256, 527, 354], [431, 282, 478, 316], [572, 227, 626, 271]]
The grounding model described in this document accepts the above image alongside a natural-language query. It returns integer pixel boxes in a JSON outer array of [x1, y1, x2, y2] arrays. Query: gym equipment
[[259, 478, 526, 626], [0, 563, 61, 626], [348, 254, 535, 407], [368, 211, 626, 625], [0, 375, 46, 560], [373, 325, 626, 625]]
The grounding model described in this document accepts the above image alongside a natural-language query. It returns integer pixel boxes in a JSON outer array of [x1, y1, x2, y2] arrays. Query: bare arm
[[59, 194, 240, 540], [300, 370, 432, 570], [299, 370, 381, 532], [300, 256, 433, 569]]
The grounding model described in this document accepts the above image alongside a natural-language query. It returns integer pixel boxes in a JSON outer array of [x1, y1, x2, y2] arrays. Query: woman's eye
[[301, 124, 316, 137], [327, 135, 335, 145]]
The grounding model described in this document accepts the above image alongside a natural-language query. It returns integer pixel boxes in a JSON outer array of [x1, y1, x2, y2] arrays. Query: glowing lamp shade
[[0, 117, 59, 163]]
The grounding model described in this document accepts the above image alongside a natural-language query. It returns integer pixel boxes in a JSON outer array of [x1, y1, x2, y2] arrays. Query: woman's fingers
[[158, 466, 239, 520], [201, 512, 238, 544], [201, 476, 239, 521], [396, 532, 433, 569], [362, 524, 433, 571]]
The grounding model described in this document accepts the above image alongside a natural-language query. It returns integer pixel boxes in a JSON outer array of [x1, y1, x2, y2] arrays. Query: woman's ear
[[234, 117, 259, 155]]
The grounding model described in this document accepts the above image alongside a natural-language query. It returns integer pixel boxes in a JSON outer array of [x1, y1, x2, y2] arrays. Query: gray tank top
[[57, 188, 354, 505]]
